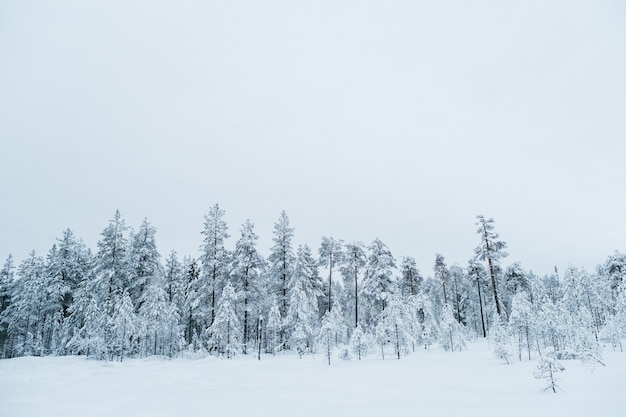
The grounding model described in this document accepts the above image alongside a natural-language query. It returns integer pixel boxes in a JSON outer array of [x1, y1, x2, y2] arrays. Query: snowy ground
[[1, 342, 624, 417]]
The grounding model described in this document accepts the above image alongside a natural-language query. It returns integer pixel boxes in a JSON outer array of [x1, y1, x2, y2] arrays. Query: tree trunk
[[354, 264, 358, 328], [486, 250, 501, 316], [476, 277, 487, 338]]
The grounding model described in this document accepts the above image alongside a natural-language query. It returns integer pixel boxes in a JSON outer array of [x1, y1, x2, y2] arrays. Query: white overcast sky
[[1, 1, 625, 275]]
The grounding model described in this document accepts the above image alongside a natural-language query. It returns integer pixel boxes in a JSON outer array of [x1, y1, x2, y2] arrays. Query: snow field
[[1, 341, 624, 417]]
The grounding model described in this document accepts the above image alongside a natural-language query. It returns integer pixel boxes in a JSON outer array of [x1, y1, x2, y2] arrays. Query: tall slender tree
[[318, 237, 344, 313], [340, 242, 367, 328], [475, 215, 508, 317], [200, 204, 230, 326], [230, 220, 264, 354], [267, 211, 295, 346]]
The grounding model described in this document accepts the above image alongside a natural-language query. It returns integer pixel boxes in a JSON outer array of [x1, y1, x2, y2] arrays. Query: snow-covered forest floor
[[1, 341, 624, 417]]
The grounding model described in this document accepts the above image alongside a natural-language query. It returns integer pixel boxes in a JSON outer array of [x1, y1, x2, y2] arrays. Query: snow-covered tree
[[265, 298, 282, 355], [349, 324, 368, 360], [534, 354, 565, 393], [285, 244, 321, 356], [93, 210, 130, 304], [127, 218, 162, 310], [433, 253, 449, 306], [267, 211, 295, 346], [49, 229, 90, 319], [475, 215, 508, 317], [108, 290, 138, 361], [508, 291, 534, 361], [208, 283, 240, 358], [200, 203, 231, 327], [339, 242, 366, 329], [399, 256, 422, 298], [501, 263, 530, 317], [319, 237, 344, 314], [0, 255, 15, 355], [138, 279, 179, 357], [3, 251, 47, 356], [319, 308, 344, 365], [180, 257, 202, 348], [362, 238, 397, 326], [230, 220, 264, 354], [489, 314, 511, 364], [439, 302, 466, 352], [382, 295, 413, 359], [163, 250, 184, 306]]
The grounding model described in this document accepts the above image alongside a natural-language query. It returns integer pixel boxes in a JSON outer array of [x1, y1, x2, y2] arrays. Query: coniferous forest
[[1, 205, 625, 365]]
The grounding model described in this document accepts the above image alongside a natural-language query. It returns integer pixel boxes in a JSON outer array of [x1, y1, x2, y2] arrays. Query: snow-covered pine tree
[[138, 277, 179, 357], [50, 229, 90, 320], [208, 283, 241, 358], [265, 298, 282, 355], [433, 253, 450, 306], [475, 215, 508, 317], [163, 250, 184, 309], [180, 257, 202, 349], [362, 238, 397, 328], [534, 354, 565, 393], [508, 291, 534, 361], [0, 255, 15, 356], [294, 244, 323, 320], [66, 288, 107, 358], [340, 242, 367, 329], [489, 313, 511, 364], [467, 259, 488, 337], [349, 324, 368, 360], [286, 285, 314, 357], [200, 204, 231, 328], [501, 263, 530, 318], [449, 264, 466, 324], [439, 302, 466, 352], [42, 244, 70, 355], [399, 256, 422, 298], [230, 220, 264, 354], [108, 290, 138, 361], [267, 211, 295, 347], [319, 309, 343, 365], [92, 210, 130, 305], [2, 251, 47, 357], [127, 218, 163, 311], [384, 294, 413, 359], [286, 244, 321, 356], [602, 251, 626, 300], [318, 237, 344, 314]]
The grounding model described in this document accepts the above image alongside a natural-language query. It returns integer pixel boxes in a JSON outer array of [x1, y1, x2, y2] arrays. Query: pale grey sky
[[1, 1, 625, 275]]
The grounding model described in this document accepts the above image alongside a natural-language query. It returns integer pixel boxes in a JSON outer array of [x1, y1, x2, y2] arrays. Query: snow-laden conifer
[[200, 204, 231, 327], [208, 283, 240, 358], [230, 220, 264, 354]]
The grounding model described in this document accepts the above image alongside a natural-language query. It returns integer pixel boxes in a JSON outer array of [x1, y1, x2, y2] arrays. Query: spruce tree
[[362, 238, 397, 327], [200, 204, 231, 327], [340, 242, 366, 328], [230, 220, 264, 354], [127, 218, 162, 310], [267, 211, 295, 347], [208, 283, 240, 358], [318, 237, 344, 313]]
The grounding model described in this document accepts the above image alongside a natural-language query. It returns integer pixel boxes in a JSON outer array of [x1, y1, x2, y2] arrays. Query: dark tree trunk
[[477, 276, 486, 338]]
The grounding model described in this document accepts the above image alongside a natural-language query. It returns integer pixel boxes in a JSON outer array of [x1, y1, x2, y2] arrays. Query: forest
[[0, 205, 624, 369]]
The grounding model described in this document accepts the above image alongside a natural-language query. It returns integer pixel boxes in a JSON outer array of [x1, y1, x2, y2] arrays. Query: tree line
[[0, 206, 624, 363]]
